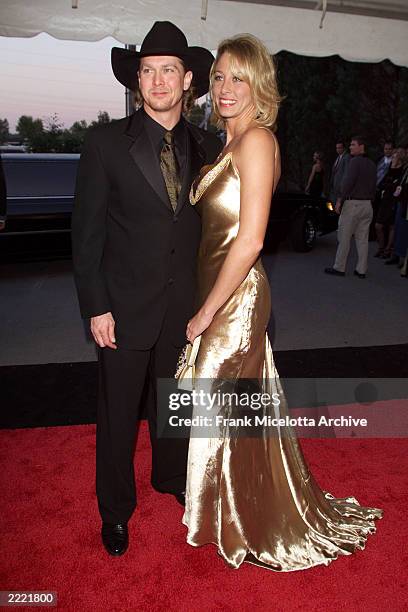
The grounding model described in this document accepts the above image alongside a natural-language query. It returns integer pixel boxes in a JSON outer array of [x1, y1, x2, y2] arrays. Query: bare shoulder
[[234, 127, 279, 169], [240, 126, 276, 151], [235, 126, 278, 167]]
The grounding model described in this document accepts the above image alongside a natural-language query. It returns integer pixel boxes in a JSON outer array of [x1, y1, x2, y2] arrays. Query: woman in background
[[392, 159, 408, 275], [305, 151, 325, 197], [375, 148, 406, 259]]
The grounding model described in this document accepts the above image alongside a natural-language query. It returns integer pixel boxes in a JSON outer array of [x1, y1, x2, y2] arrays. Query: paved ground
[[265, 233, 407, 350], [0, 233, 406, 366]]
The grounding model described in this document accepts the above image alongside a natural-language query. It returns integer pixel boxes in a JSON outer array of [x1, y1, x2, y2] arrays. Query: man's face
[[384, 143, 393, 158], [350, 140, 364, 156], [138, 56, 192, 115], [336, 143, 345, 155]]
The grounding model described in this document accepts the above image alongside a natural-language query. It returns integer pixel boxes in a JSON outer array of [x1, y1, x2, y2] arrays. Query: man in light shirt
[[325, 136, 377, 279]]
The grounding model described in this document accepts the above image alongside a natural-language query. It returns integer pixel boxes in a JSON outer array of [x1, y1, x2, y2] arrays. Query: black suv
[[1, 154, 338, 258], [265, 180, 338, 252]]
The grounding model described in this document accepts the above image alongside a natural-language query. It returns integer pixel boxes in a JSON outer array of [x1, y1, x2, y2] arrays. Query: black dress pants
[[96, 316, 188, 524]]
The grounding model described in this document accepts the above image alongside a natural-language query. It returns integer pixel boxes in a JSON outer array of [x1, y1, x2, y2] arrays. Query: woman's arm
[[186, 128, 280, 342], [305, 164, 316, 193]]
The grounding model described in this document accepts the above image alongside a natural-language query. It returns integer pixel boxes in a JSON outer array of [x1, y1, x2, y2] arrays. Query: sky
[[1, 33, 126, 132]]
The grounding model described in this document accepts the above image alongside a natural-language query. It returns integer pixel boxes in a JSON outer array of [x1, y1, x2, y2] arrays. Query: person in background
[[325, 135, 376, 279], [376, 141, 394, 187], [375, 148, 406, 259], [305, 151, 325, 197], [329, 141, 350, 204], [390, 159, 408, 274], [373, 141, 394, 232], [0, 155, 6, 231]]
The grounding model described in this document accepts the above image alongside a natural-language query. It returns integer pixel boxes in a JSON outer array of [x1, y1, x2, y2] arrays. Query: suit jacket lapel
[[175, 123, 206, 214], [125, 111, 172, 210]]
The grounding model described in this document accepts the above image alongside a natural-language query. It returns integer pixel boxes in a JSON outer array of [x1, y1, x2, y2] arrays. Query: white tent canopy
[[1, 0, 408, 66]]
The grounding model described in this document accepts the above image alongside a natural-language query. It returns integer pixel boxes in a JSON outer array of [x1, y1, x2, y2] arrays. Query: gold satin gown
[[183, 150, 382, 571]]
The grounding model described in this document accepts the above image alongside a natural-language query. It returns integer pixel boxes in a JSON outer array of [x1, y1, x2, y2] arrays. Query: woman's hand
[[186, 309, 213, 343]]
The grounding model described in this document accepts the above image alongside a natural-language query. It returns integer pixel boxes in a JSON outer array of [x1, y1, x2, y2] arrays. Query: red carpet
[[0, 423, 407, 611]]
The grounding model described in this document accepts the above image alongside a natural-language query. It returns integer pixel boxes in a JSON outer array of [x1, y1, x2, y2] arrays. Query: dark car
[[0, 154, 78, 260], [265, 180, 338, 252], [1, 153, 78, 235], [0, 153, 337, 258]]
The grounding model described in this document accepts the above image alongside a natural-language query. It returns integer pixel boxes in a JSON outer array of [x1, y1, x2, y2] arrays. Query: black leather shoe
[[354, 270, 366, 279], [385, 256, 399, 265], [174, 492, 186, 507], [324, 267, 345, 277], [101, 522, 128, 556]]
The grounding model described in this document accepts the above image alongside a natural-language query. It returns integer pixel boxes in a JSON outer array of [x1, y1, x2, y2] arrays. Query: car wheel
[[289, 209, 317, 252]]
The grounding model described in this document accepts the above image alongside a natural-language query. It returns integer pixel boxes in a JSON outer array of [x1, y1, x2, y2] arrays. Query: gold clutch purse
[[175, 336, 202, 391]]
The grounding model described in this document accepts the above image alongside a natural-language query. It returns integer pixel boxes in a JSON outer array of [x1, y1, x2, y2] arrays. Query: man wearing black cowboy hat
[[72, 21, 221, 556]]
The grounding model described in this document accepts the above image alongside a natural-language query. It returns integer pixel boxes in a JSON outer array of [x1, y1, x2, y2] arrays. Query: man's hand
[[335, 199, 342, 215], [90, 312, 117, 349]]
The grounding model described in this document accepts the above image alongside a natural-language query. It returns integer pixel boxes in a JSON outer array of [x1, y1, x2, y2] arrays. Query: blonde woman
[[181, 34, 382, 571], [375, 147, 407, 259]]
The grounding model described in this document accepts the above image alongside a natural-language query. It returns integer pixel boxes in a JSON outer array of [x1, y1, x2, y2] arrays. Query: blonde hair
[[393, 147, 408, 166], [210, 34, 281, 131]]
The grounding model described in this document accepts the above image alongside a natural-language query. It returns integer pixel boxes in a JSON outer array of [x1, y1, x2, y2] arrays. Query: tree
[[16, 115, 44, 143], [70, 120, 88, 133], [0, 118, 9, 144], [26, 114, 63, 152], [90, 111, 111, 127], [65, 120, 89, 153], [276, 52, 339, 190], [275, 52, 408, 191], [14, 111, 115, 152], [357, 61, 408, 151], [45, 113, 63, 134]]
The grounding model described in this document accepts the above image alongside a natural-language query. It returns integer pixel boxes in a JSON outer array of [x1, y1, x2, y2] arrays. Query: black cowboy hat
[[111, 21, 214, 99]]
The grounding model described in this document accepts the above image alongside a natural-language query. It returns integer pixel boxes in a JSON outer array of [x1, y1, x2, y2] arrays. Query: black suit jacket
[[72, 109, 222, 350], [329, 152, 350, 202]]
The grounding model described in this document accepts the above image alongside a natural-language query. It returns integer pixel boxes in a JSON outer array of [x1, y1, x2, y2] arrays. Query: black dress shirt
[[142, 108, 187, 173]]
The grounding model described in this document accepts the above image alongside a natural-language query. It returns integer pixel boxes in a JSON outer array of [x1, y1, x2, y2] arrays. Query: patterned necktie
[[160, 131, 181, 212], [377, 158, 387, 184]]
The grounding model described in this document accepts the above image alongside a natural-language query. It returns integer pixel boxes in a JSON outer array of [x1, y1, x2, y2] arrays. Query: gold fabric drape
[[183, 152, 382, 571]]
